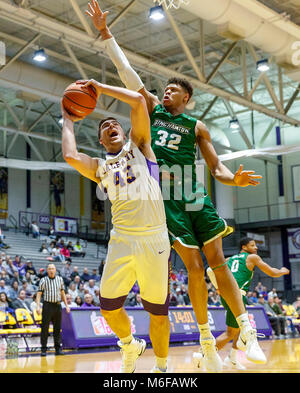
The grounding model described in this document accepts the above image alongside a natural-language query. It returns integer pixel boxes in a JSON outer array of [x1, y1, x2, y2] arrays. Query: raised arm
[[196, 121, 262, 187], [85, 0, 160, 113], [61, 104, 99, 183], [247, 254, 290, 278], [81, 80, 152, 151]]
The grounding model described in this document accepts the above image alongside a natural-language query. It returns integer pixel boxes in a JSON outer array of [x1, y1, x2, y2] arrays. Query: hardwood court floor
[[1, 338, 300, 373]]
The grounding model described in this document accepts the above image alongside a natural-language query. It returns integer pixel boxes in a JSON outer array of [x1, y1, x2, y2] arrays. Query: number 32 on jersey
[[155, 130, 182, 151]]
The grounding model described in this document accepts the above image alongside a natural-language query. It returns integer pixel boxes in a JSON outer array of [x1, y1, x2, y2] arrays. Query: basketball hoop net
[[153, 0, 190, 10]]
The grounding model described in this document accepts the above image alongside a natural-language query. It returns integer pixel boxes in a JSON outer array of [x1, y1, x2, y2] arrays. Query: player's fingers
[[88, 2, 95, 15], [103, 10, 109, 19], [249, 180, 260, 186], [85, 10, 93, 17], [93, 0, 102, 14], [237, 164, 243, 174], [76, 79, 88, 85], [249, 175, 263, 179], [242, 170, 255, 174]]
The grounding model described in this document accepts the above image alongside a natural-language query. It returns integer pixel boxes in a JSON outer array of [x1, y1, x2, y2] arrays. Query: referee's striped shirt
[[38, 275, 65, 303]]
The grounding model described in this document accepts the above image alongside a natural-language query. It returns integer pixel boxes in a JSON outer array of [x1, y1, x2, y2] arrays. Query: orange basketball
[[62, 82, 97, 118]]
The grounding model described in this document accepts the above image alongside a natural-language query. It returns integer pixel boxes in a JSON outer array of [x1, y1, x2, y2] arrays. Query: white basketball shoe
[[237, 328, 266, 364], [117, 337, 146, 373]]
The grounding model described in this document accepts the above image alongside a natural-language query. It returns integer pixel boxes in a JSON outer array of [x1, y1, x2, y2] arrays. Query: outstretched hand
[[85, 0, 109, 32], [233, 164, 262, 187]]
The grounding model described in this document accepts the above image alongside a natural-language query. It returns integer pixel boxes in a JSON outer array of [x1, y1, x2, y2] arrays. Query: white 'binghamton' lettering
[[153, 119, 190, 134]]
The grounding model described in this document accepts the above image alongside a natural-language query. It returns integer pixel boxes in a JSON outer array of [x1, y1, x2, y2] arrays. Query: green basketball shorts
[[164, 190, 234, 250], [220, 295, 248, 329]]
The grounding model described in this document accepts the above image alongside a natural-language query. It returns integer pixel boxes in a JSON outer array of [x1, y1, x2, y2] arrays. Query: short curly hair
[[166, 77, 194, 102]]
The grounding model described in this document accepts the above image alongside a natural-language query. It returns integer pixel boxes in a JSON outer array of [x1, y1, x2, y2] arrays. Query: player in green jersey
[[86, 0, 266, 372], [200, 237, 290, 370]]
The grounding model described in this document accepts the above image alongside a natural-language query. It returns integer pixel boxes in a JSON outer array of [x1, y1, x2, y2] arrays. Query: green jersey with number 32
[[150, 104, 197, 169]]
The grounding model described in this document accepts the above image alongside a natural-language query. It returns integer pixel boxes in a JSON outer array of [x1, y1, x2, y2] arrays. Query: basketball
[[62, 82, 97, 118]]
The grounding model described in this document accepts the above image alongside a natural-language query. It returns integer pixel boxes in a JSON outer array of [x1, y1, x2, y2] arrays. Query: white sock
[[198, 323, 214, 340], [120, 334, 133, 345], [156, 356, 167, 370], [236, 313, 252, 333], [230, 348, 238, 362]]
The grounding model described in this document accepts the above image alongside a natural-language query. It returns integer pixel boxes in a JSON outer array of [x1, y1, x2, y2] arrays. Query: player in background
[[198, 237, 290, 370], [61, 80, 171, 373], [85, 0, 265, 371]]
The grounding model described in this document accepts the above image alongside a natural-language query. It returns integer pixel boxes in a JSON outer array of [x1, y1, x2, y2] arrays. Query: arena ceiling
[[0, 0, 300, 160]]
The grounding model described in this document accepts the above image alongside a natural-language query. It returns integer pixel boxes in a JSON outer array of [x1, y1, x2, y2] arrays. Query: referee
[[36, 263, 70, 356]]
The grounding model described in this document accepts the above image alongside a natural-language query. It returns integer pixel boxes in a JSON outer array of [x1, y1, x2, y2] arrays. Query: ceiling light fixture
[[33, 48, 47, 62], [229, 119, 239, 131], [256, 58, 269, 73], [149, 5, 165, 21]]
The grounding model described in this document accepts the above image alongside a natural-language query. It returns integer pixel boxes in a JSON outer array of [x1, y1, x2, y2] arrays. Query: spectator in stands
[[61, 261, 73, 286], [23, 272, 37, 293], [170, 270, 177, 282], [81, 267, 91, 282], [49, 243, 64, 263], [0, 279, 9, 296], [208, 290, 221, 306], [180, 284, 191, 306], [98, 259, 105, 277], [72, 275, 82, 288], [30, 293, 42, 313], [60, 245, 71, 262], [13, 255, 26, 278], [70, 265, 80, 281], [0, 229, 9, 249], [0, 270, 10, 287], [39, 243, 49, 254], [255, 281, 264, 293], [293, 296, 300, 313], [47, 225, 56, 240], [6, 257, 18, 279], [258, 294, 286, 338], [61, 294, 76, 309], [31, 221, 40, 239], [57, 239, 65, 249], [25, 260, 37, 277], [93, 289, 100, 306], [169, 292, 178, 307], [10, 271, 22, 286], [77, 282, 85, 299], [249, 290, 258, 304], [0, 258, 6, 274], [74, 296, 83, 307], [21, 281, 34, 298], [84, 279, 99, 297], [131, 281, 140, 294], [268, 287, 278, 298], [90, 268, 100, 282], [0, 292, 14, 313], [11, 289, 32, 313], [175, 287, 185, 306], [176, 269, 185, 283], [131, 293, 143, 308], [37, 268, 46, 280], [67, 282, 78, 301], [67, 241, 76, 257], [74, 240, 86, 258], [81, 293, 94, 308]]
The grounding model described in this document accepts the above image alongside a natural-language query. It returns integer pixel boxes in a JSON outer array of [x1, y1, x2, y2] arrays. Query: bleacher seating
[[2, 229, 107, 274]]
